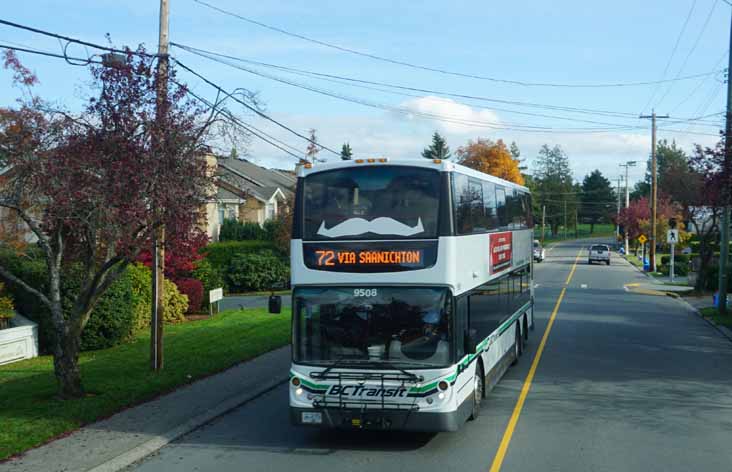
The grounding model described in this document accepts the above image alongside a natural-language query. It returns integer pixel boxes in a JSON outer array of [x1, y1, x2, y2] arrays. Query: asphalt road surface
[[130, 239, 732, 472]]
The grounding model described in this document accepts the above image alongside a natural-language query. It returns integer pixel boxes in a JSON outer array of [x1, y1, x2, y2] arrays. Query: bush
[[80, 272, 136, 351], [192, 258, 225, 304], [0, 283, 14, 324], [128, 263, 188, 326], [202, 240, 279, 272], [0, 255, 188, 352], [226, 251, 289, 292], [219, 219, 267, 241], [175, 278, 203, 313], [659, 263, 689, 277], [703, 264, 732, 292], [661, 254, 689, 266]]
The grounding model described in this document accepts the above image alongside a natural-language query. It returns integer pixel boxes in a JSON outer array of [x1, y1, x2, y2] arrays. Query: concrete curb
[[86, 376, 288, 472], [674, 297, 732, 344]]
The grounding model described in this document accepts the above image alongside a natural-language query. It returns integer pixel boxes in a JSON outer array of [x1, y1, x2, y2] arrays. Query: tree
[[305, 128, 320, 163], [685, 138, 727, 291], [580, 170, 616, 233], [0, 49, 224, 398], [629, 180, 650, 202], [509, 141, 527, 171], [532, 145, 575, 236], [617, 196, 680, 251], [340, 142, 353, 160], [456, 138, 524, 185], [422, 131, 451, 160]]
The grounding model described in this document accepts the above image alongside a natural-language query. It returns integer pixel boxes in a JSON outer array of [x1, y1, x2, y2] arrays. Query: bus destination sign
[[303, 241, 438, 273]]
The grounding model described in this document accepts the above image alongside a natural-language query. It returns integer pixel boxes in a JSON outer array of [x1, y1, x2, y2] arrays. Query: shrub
[[202, 240, 278, 271], [80, 272, 136, 351], [703, 264, 732, 292], [163, 279, 189, 322], [192, 258, 225, 304], [219, 219, 267, 241], [659, 263, 689, 277], [0, 284, 14, 328], [128, 263, 188, 326], [175, 278, 204, 313], [661, 254, 690, 266], [226, 251, 289, 292]]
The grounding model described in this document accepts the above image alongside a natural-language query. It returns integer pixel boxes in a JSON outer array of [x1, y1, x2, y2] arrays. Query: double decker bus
[[282, 158, 534, 432]]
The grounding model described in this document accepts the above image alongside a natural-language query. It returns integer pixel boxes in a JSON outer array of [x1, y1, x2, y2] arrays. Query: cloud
[[397, 96, 501, 134], [229, 99, 720, 187]]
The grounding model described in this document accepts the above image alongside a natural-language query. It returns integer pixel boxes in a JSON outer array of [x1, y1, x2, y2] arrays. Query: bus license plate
[[302, 412, 322, 424]]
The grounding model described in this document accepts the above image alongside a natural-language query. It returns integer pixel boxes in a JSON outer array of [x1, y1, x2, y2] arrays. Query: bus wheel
[[469, 363, 484, 421], [522, 315, 529, 342], [511, 323, 523, 365]]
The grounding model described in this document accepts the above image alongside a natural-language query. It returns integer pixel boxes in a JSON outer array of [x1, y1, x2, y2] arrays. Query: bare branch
[[0, 263, 52, 309]]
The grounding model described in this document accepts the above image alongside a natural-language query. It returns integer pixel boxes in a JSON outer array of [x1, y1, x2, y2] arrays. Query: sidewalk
[[0, 346, 291, 472]]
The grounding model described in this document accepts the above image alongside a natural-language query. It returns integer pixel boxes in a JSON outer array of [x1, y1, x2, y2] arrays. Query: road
[[129, 239, 732, 472]]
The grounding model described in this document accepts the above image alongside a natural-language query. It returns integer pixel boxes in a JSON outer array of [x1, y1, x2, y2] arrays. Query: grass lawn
[[700, 307, 732, 328], [0, 307, 291, 460]]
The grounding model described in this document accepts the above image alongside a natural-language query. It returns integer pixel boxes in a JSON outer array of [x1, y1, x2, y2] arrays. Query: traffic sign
[[667, 229, 679, 244], [638, 234, 647, 245]]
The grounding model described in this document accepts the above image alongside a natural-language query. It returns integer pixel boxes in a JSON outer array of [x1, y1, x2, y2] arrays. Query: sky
[[1, 0, 729, 188]]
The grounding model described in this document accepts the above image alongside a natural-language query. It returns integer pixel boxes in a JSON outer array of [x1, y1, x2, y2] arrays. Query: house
[[204, 155, 296, 241]]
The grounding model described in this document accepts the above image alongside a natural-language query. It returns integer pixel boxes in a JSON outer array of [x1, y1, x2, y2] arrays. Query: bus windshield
[[294, 287, 451, 368], [302, 166, 440, 241]]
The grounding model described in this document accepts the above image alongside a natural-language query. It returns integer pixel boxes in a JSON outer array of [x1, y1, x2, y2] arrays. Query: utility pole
[[575, 209, 578, 238], [619, 161, 637, 256], [541, 205, 546, 246], [563, 200, 567, 240], [718, 8, 732, 316], [639, 111, 669, 272], [151, 0, 169, 372], [616, 176, 623, 241]]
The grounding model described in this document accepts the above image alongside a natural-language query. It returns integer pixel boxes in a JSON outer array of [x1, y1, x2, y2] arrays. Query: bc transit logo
[[328, 385, 408, 398]]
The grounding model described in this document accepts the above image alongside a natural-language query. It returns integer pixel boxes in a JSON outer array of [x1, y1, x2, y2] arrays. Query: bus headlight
[[295, 387, 304, 396]]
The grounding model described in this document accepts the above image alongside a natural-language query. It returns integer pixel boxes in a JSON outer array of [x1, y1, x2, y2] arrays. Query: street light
[[619, 161, 637, 256]]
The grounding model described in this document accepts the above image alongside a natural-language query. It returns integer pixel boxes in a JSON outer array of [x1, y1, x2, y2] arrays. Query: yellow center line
[[488, 248, 582, 472]]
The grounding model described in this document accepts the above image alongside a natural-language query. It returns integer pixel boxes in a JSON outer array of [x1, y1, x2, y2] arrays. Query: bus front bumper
[[290, 406, 464, 432]]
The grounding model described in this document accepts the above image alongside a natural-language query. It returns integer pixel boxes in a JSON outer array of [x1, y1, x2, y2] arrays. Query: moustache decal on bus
[[317, 217, 424, 238]]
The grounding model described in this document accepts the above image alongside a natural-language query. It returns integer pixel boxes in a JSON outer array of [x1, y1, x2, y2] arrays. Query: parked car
[[588, 244, 611, 265], [533, 240, 545, 263]]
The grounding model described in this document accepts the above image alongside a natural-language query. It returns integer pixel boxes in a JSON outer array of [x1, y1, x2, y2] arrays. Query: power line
[[175, 48, 656, 134], [670, 49, 728, 113], [654, 0, 720, 109], [0, 43, 101, 64], [172, 58, 340, 156], [641, 0, 698, 114], [192, 0, 724, 89], [173, 43, 725, 124], [0, 17, 153, 57]]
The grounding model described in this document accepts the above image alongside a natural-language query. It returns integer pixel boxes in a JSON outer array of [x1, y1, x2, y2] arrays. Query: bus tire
[[511, 323, 522, 365], [522, 315, 529, 342], [469, 362, 484, 421]]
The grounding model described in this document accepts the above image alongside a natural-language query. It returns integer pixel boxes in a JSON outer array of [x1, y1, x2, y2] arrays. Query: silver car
[[588, 244, 611, 265]]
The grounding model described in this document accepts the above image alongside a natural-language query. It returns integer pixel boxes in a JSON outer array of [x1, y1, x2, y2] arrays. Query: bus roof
[[296, 158, 530, 193]]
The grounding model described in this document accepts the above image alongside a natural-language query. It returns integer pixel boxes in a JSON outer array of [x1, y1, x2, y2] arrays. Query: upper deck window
[[302, 166, 441, 241]]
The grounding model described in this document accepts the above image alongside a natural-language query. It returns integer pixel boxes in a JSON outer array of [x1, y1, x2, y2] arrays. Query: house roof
[[216, 157, 295, 203]]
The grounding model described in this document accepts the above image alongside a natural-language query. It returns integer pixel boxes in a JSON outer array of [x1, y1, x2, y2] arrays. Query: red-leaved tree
[[0, 48, 235, 398]]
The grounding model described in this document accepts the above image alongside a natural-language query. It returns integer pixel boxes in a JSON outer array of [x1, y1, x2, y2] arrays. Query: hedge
[[202, 240, 279, 270], [219, 219, 283, 242], [226, 251, 290, 292]]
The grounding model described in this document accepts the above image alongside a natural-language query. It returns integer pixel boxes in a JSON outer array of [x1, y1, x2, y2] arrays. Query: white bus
[[277, 158, 534, 432]]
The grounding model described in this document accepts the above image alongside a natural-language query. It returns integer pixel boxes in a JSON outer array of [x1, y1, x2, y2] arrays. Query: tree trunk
[[52, 322, 84, 399], [590, 221, 595, 234], [695, 238, 713, 293]]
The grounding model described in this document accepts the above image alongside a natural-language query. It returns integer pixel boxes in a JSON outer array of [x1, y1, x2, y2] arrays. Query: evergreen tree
[[532, 144, 576, 236], [340, 142, 353, 160], [580, 169, 616, 233], [509, 141, 527, 171], [422, 132, 451, 160]]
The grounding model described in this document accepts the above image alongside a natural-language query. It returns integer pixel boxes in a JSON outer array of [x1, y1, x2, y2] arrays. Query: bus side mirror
[[268, 295, 282, 314], [464, 329, 478, 354]]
